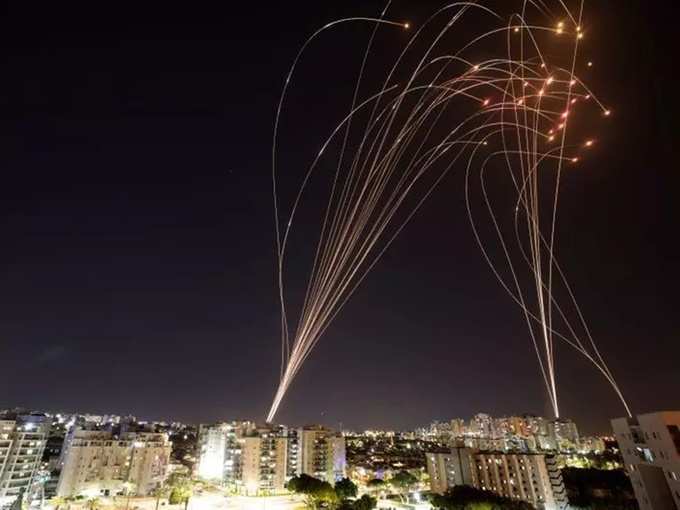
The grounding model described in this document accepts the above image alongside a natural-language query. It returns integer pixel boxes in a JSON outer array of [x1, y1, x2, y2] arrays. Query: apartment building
[[0, 414, 50, 507], [612, 411, 680, 510], [426, 447, 567, 510], [56, 429, 171, 497]]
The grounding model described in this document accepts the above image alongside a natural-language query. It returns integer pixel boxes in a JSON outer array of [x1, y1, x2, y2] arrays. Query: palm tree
[[122, 481, 136, 510], [49, 497, 67, 510], [84, 497, 101, 510], [152, 485, 170, 510]]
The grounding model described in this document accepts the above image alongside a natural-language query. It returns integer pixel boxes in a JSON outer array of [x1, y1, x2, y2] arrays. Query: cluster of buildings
[[2, 407, 678, 510], [195, 422, 345, 496], [0, 411, 175, 508], [0, 409, 347, 508], [417, 414, 601, 454]]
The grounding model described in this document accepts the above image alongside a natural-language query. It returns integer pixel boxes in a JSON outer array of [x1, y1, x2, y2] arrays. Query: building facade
[[196, 423, 345, 494], [612, 411, 680, 510], [296, 426, 346, 483], [56, 429, 171, 498], [426, 447, 567, 510], [0, 414, 50, 507]]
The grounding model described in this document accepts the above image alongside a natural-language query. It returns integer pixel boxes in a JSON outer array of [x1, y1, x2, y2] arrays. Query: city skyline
[[1, 1, 678, 434]]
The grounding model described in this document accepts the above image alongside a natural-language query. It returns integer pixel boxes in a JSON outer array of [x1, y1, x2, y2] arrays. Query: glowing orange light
[[585, 94, 591, 99], [473, 65, 480, 71], [604, 109, 611, 116], [514, 27, 520, 33], [483, 98, 490, 106], [585, 140, 594, 147], [523, 81, 529, 87], [561, 111, 569, 119], [517, 99, 524, 105], [548, 129, 554, 135], [404, 22, 410, 29], [548, 135, 555, 141], [571, 157, 579, 163], [541, 63, 546, 68], [570, 79, 576, 86], [538, 89, 545, 96], [571, 98, 577, 104], [577, 33, 584, 39], [546, 77, 554, 85], [587, 61, 593, 67]]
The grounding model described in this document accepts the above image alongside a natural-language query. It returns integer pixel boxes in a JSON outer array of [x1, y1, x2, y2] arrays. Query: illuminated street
[[43, 494, 305, 510]]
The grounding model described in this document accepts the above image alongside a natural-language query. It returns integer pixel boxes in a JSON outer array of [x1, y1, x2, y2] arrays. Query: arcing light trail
[[267, 1, 631, 423]]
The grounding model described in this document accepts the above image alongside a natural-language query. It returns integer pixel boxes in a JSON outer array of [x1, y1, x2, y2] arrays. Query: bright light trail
[[268, 1, 631, 423]]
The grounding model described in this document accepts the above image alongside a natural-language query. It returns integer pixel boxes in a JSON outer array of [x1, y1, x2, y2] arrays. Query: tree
[[366, 478, 386, 498], [49, 497, 67, 510], [429, 485, 535, 510], [286, 474, 338, 509], [366, 479, 385, 489], [390, 471, 418, 490], [167, 473, 193, 509], [335, 494, 376, 510], [84, 498, 101, 510], [152, 485, 171, 510], [353, 495, 376, 510], [334, 478, 358, 500], [389, 471, 418, 502]]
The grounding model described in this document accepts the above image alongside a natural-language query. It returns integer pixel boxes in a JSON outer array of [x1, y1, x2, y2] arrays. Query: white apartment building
[[56, 429, 171, 498], [0, 414, 50, 507], [196, 422, 290, 496], [612, 411, 680, 510], [426, 447, 567, 510], [296, 426, 346, 483], [195, 423, 346, 493], [239, 433, 288, 495]]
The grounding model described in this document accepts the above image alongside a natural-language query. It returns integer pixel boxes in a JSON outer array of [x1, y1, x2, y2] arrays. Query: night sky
[[1, 1, 678, 434]]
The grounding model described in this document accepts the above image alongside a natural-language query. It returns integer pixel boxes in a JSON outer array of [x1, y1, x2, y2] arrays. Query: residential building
[[197, 422, 291, 496], [548, 419, 579, 451], [56, 429, 171, 498], [296, 425, 346, 483], [195, 422, 346, 493], [426, 447, 567, 510], [239, 430, 288, 495], [611, 411, 680, 510], [0, 414, 50, 507]]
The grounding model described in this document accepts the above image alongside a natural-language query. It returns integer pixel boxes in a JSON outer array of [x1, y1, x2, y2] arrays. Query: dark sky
[[0, 1, 677, 434]]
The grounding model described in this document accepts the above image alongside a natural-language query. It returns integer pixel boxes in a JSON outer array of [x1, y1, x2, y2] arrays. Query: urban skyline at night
[[1, 0, 678, 437], [0, 2, 679, 510]]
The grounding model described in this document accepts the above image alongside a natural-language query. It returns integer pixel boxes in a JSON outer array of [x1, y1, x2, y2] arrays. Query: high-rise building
[[426, 447, 567, 510], [0, 414, 50, 507], [196, 423, 229, 481], [239, 430, 288, 495], [450, 419, 466, 438], [56, 429, 171, 498], [471, 414, 493, 438], [196, 421, 257, 487], [548, 419, 579, 451], [196, 422, 346, 493], [197, 422, 293, 496], [611, 411, 680, 510], [296, 425, 346, 483]]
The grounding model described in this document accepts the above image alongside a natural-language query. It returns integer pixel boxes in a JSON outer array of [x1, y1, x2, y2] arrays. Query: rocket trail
[[268, 1, 630, 423]]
